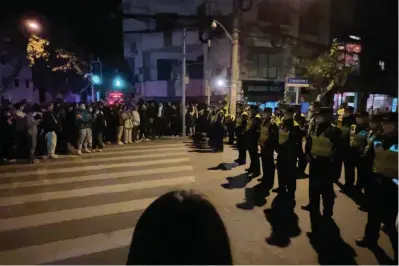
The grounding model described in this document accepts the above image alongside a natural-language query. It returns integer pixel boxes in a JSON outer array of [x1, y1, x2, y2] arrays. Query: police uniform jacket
[[305, 122, 341, 162]]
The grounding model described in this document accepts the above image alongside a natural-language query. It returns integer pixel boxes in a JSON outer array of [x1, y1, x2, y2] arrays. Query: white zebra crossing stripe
[[89, 147, 187, 156], [0, 158, 190, 178], [0, 227, 134, 265], [0, 197, 157, 231], [0, 141, 195, 264], [0, 165, 193, 189], [1, 152, 189, 168], [104, 143, 185, 150], [0, 176, 195, 206]]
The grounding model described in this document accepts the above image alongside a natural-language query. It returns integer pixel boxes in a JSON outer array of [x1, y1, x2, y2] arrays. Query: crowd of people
[[203, 100, 397, 258], [0, 99, 185, 164]]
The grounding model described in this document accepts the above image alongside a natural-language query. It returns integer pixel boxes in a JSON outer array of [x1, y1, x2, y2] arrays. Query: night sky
[[1, 0, 123, 61]]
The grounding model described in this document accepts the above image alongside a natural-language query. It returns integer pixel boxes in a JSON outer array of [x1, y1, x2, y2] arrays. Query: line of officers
[[207, 101, 398, 251]]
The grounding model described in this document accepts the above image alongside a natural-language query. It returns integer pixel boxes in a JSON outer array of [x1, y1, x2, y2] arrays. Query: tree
[[26, 35, 88, 100], [293, 39, 355, 103], [26, 35, 87, 75]]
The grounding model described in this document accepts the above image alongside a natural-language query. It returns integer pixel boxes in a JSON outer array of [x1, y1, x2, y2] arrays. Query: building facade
[[122, 0, 333, 103]]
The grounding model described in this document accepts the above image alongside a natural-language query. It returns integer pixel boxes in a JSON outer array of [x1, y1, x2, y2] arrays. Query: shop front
[[242, 80, 285, 111]]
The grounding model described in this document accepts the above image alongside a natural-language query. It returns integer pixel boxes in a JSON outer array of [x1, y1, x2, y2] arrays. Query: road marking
[[87, 147, 187, 156], [104, 143, 185, 150], [0, 197, 156, 231], [0, 165, 193, 189], [0, 158, 190, 178], [1, 152, 189, 168], [0, 227, 134, 265], [0, 176, 195, 206]]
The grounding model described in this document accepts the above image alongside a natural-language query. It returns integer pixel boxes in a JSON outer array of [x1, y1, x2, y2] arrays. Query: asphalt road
[[0, 138, 395, 264]]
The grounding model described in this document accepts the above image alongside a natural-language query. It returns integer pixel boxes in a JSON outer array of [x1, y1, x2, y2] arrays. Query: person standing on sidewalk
[[131, 105, 140, 142], [42, 102, 59, 159], [92, 107, 106, 152], [76, 103, 93, 155]]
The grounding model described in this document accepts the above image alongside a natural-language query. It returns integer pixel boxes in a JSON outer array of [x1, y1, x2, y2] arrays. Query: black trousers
[[155, 117, 165, 137], [297, 142, 307, 176], [261, 146, 275, 189], [227, 124, 235, 144], [308, 158, 335, 217], [343, 151, 356, 188], [236, 134, 246, 164], [364, 176, 398, 255], [277, 157, 297, 197], [92, 131, 104, 149], [247, 141, 260, 174]]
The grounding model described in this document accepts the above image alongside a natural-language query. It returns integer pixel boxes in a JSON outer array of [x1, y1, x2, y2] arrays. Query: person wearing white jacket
[[131, 106, 141, 142], [124, 110, 134, 144]]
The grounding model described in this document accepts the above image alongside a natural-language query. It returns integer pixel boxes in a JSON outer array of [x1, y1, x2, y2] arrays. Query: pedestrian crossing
[[0, 141, 195, 265]]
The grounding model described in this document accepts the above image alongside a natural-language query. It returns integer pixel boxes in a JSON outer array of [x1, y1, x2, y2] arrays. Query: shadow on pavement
[[236, 183, 270, 210], [188, 149, 215, 153], [336, 181, 363, 205], [264, 193, 301, 248], [307, 216, 358, 265], [221, 173, 251, 189], [369, 245, 397, 265]]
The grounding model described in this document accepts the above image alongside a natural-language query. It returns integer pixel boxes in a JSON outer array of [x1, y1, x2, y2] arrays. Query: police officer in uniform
[[302, 107, 341, 220], [356, 113, 398, 259], [212, 102, 226, 152], [234, 104, 249, 165], [293, 104, 307, 177], [359, 114, 382, 211], [258, 107, 278, 189], [352, 111, 370, 191], [208, 104, 217, 148], [225, 112, 236, 145], [245, 105, 262, 176], [274, 105, 302, 197], [339, 106, 357, 192]]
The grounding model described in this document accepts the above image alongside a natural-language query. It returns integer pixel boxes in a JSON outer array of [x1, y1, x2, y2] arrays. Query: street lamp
[[25, 20, 41, 32], [216, 79, 226, 87]]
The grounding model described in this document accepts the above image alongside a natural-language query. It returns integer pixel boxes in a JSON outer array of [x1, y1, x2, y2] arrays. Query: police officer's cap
[[344, 106, 355, 112], [355, 111, 369, 118], [381, 112, 398, 124], [263, 107, 272, 113], [319, 107, 333, 116]]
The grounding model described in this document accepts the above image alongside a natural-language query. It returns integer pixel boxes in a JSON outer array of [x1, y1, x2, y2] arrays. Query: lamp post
[[210, 17, 239, 116]]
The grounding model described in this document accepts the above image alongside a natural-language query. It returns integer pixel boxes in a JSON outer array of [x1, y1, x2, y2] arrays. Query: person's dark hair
[[14, 102, 24, 110], [127, 190, 233, 265]]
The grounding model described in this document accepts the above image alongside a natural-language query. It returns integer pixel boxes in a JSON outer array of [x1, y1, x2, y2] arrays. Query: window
[[14, 79, 19, 88], [25, 80, 30, 88], [299, 2, 321, 36], [157, 59, 173, 80], [258, 0, 290, 25], [246, 51, 280, 79]]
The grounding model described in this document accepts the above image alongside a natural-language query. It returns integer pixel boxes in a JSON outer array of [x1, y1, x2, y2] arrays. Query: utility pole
[[182, 28, 187, 137], [203, 40, 211, 105], [229, 0, 240, 115]]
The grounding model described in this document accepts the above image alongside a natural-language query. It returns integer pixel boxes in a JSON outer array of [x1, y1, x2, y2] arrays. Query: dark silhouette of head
[[126, 190, 233, 265]]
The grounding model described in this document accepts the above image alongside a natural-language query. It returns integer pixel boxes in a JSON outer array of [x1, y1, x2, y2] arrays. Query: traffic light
[[113, 76, 124, 88], [91, 61, 103, 85], [91, 75, 101, 85]]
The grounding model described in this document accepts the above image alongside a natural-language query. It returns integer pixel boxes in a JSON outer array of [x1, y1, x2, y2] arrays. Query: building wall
[[123, 0, 333, 99]]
